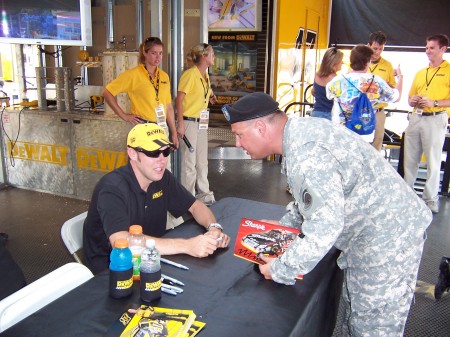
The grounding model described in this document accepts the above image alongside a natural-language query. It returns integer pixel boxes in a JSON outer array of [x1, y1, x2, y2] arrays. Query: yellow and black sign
[[6, 141, 127, 173], [7, 141, 69, 165], [77, 147, 127, 172]]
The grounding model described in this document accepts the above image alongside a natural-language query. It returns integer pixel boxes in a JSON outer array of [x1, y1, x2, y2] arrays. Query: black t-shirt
[[83, 162, 196, 274]]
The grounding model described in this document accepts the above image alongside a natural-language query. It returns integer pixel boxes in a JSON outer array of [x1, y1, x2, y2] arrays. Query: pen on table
[[160, 257, 189, 270], [161, 283, 183, 294], [161, 274, 185, 286], [161, 286, 178, 296]]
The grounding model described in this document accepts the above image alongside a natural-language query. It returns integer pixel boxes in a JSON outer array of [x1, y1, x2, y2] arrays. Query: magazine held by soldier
[[233, 217, 303, 279]]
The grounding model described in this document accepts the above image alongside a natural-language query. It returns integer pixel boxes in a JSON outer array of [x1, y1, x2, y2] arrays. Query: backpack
[[339, 75, 376, 135]]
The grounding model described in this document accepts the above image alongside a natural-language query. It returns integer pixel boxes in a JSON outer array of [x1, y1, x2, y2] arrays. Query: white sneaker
[[426, 200, 439, 214]]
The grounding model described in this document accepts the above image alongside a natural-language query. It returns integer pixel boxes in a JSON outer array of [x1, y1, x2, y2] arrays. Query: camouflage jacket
[[271, 116, 432, 285]]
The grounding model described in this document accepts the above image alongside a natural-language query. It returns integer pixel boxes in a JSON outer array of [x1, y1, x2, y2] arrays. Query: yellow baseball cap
[[127, 123, 175, 151]]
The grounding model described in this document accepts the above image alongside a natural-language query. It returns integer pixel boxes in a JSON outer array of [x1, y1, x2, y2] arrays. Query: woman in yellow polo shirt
[[103, 37, 178, 148], [176, 43, 216, 205]]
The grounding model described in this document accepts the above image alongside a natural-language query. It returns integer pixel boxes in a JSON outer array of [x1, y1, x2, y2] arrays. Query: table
[[2, 197, 343, 337]]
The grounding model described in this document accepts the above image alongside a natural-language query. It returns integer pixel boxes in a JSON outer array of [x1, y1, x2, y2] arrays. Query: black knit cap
[[221, 92, 280, 124]]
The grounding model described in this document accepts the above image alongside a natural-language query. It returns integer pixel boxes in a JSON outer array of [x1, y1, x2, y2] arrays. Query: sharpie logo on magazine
[[243, 219, 266, 231]]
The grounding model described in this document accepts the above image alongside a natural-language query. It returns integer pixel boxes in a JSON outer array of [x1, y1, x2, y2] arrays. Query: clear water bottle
[[109, 238, 133, 299], [128, 225, 146, 281], [140, 239, 162, 302]]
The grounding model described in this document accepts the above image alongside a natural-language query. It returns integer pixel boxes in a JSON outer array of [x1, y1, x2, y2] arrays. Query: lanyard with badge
[[146, 66, 167, 130], [199, 76, 210, 130], [369, 63, 378, 74], [416, 66, 440, 114]]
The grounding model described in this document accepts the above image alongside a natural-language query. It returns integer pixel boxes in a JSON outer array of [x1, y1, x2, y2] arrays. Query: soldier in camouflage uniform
[[221, 92, 432, 337]]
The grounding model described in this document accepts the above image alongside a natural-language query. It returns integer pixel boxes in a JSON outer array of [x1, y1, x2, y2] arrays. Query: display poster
[[209, 33, 258, 106]]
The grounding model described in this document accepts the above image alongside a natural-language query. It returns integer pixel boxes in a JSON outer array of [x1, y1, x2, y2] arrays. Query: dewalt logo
[[7, 141, 69, 165], [77, 147, 127, 172], [145, 279, 162, 292], [116, 277, 133, 290], [152, 190, 163, 199]]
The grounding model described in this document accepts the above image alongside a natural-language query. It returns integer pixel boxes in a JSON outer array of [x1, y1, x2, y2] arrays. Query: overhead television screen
[[0, 0, 92, 46], [207, 0, 262, 32]]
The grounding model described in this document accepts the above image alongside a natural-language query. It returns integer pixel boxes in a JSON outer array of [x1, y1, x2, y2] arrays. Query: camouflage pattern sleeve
[[271, 146, 346, 285], [279, 201, 304, 228]]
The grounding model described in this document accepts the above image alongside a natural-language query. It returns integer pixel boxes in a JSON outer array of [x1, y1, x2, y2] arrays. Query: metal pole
[[106, 0, 115, 49], [136, 0, 144, 45], [150, 0, 162, 38], [200, 0, 208, 43], [171, 0, 184, 179]]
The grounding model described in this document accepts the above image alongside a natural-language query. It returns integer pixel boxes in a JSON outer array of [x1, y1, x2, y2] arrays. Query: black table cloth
[[1, 197, 343, 337]]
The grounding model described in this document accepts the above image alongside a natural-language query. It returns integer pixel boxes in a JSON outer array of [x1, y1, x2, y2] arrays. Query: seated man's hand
[[205, 227, 231, 248], [185, 234, 220, 257]]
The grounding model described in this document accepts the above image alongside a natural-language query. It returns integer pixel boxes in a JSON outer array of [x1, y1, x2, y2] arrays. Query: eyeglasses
[[130, 147, 171, 158]]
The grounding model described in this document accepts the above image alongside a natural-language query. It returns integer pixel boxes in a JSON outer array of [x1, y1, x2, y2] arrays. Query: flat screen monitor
[[207, 0, 262, 32], [0, 0, 92, 46]]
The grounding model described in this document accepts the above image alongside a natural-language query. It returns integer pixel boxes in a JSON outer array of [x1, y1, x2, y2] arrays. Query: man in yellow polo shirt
[[368, 31, 403, 151], [405, 34, 450, 214]]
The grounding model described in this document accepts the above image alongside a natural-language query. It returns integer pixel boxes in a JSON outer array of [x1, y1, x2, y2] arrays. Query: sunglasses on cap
[[129, 146, 171, 158]]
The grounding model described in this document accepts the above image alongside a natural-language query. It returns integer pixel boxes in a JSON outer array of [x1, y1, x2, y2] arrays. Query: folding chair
[[60, 211, 87, 264], [0, 262, 93, 332]]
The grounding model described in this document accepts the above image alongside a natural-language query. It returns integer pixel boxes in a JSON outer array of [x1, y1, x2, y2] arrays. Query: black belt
[[183, 117, 200, 122], [137, 117, 156, 124], [411, 111, 446, 117]]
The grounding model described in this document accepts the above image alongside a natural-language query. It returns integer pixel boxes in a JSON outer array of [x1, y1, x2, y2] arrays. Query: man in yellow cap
[[83, 123, 229, 274]]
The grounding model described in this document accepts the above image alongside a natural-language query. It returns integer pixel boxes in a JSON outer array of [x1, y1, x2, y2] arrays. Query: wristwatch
[[206, 223, 223, 231], [434, 100, 439, 107]]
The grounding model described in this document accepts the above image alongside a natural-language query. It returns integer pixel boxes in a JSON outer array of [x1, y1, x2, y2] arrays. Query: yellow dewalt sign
[[77, 147, 127, 172], [7, 141, 69, 165]]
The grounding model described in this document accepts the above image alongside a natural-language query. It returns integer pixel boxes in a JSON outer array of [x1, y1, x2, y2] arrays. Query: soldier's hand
[[258, 254, 276, 280]]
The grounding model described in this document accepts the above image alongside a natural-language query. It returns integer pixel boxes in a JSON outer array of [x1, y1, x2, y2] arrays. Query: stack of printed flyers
[[106, 304, 205, 337]]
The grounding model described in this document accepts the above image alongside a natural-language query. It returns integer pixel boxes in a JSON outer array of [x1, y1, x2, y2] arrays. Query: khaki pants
[[179, 120, 211, 196]]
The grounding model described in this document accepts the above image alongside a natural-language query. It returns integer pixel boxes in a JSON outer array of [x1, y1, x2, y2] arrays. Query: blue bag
[[341, 76, 376, 135]]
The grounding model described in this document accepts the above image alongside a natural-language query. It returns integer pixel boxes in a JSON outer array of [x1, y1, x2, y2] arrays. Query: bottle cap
[[129, 224, 143, 234], [146, 239, 155, 249], [114, 238, 129, 248]]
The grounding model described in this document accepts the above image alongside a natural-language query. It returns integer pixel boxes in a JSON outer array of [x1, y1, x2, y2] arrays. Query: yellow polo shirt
[[106, 64, 172, 121], [369, 57, 396, 88], [409, 60, 450, 116], [177, 66, 212, 118], [368, 57, 397, 109]]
